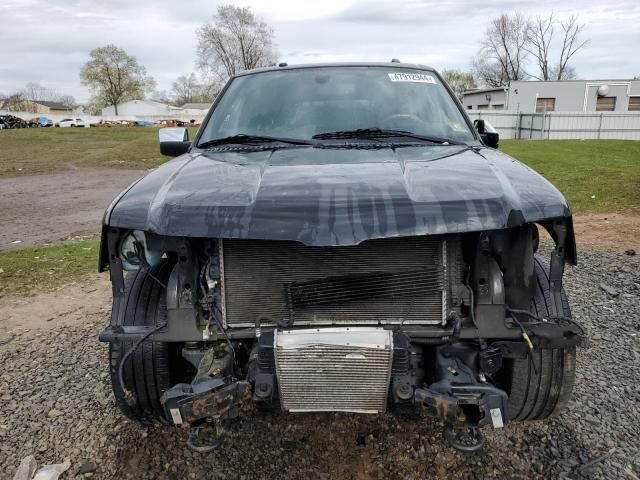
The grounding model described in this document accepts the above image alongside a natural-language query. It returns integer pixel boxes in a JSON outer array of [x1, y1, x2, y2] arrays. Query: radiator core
[[220, 236, 448, 327]]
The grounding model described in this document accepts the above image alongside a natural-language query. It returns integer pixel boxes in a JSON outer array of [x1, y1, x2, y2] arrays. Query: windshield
[[198, 66, 475, 145]]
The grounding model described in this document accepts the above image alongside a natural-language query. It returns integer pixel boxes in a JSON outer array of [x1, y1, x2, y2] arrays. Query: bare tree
[[524, 12, 555, 81], [58, 95, 77, 108], [6, 83, 76, 111], [196, 5, 277, 83], [0, 92, 25, 111], [441, 69, 477, 100], [197, 81, 222, 103], [150, 90, 173, 104], [475, 13, 530, 87], [471, 56, 509, 88], [80, 45, 156, 115], [22, 82, 59, 102], [172, 73, 198, 105], [550, 64, 577, 81], [172, 73, 217, 104], [556, 16, 589, 80], [525, 13, 588, 80]]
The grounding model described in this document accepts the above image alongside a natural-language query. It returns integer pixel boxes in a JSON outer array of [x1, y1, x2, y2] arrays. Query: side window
[[535, 98, 555, 112], [596, 97, 616, 111], [627, 97, 640, 111]]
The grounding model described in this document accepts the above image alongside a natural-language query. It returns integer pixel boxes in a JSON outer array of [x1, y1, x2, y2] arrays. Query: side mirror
[[159, 127, 191, 157], [474, 119, 499, 149]]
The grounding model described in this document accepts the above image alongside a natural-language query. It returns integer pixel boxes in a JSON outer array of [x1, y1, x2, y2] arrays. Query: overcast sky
[[1, 0, 638, 102]]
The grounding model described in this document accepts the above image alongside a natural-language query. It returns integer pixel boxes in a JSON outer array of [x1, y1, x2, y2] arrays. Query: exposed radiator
[[274, 327, 393, 413], [221, 236, 455, 327]]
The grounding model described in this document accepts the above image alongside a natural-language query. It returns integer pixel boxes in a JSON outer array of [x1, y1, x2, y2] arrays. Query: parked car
[[57, 118, 85, 128], [0, 114, 28, 129], [98, 62, 586, 453], [33, 116, 53, 127]]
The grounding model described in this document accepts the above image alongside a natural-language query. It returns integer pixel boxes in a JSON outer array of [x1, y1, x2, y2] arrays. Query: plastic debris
[[12, 455, 37, 480], [599, 284, 620, 297], [32, 459, 71, 480]]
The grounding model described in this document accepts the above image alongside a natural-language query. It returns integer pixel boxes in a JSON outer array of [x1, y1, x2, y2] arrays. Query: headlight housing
[[119, 230, 161, 271]]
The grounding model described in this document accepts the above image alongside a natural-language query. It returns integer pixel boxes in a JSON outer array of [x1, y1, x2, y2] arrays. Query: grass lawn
[[1, 127, 637, 214], [0, 240, 99, 299], [500, 140, 640, 213], [0, 127, 199, 176]]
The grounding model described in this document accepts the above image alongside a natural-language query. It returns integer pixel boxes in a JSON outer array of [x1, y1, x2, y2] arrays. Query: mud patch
[[572, 213, 640, 252], [0, 273, 110, 334]]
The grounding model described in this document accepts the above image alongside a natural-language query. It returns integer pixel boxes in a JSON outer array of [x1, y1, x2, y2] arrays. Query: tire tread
[[506, 255, 576, 422], [108, 261, 173, 424]]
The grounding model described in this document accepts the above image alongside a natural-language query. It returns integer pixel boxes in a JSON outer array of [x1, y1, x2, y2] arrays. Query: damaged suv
[[99, 62, 586, 452]]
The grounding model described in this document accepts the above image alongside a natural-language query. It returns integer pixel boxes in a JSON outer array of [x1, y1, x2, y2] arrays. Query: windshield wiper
[[312, 128, 466, 145], [198, 134, 315, 149]]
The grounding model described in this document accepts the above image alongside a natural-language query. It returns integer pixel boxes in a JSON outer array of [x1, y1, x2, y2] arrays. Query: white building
[[462, 79, 640, 113], [460, 87, 508, 111], [101, 100, 183, 117]]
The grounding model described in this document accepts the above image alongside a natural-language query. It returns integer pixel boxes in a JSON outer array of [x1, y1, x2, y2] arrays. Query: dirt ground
[[0, 166, 638, 253], [0, 168, 145, 250], [571, 213, 640, 252]]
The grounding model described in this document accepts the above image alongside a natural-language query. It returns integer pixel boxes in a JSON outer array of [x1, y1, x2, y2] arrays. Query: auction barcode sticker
[[388, 72, 436, 84]]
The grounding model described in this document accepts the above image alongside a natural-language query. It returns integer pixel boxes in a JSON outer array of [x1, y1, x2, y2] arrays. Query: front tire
[[109, 261, 175, 424], [504, 255, 576, 422]]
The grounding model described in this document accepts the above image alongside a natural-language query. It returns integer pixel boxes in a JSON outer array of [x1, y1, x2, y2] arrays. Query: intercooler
[[274, 327, 393, 413], [219, 235, 461, 328]]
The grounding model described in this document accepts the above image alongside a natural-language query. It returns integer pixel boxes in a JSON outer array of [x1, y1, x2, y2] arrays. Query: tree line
[[0, 82, 77, 112], [1, 7, 590, 113], [445, 11, 589, 99], [1, 5, 276, 115], [81, 5, 277, 114]]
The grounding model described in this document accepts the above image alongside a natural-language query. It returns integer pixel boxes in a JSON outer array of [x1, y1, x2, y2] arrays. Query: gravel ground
[[0, 168, 144, 250], [1, 248, 639, 480]]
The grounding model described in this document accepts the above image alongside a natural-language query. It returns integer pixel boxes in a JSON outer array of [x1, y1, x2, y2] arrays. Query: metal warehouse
[[462, 79, 640, 113]]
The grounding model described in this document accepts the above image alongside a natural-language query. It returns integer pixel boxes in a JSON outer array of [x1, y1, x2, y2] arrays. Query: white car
[[57, 118, 85, 128]]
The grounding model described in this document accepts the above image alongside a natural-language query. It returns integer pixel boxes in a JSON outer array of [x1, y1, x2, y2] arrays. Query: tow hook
[[187, 422, 228, 453], [444, 425, 485, 453], [414, 384, 507, 453], [158, 342, 253, 453], [161, 379, 252, 453]]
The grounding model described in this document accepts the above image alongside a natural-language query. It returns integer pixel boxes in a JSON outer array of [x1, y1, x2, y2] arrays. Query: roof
[[182, 103, 211, 110], [235, 62, 437, 77], [34, 100, 71, 109], [461, 87, 507, 96]]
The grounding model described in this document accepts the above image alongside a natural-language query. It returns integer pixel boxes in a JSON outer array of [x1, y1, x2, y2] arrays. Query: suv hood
[[106, 146, 571, 245]]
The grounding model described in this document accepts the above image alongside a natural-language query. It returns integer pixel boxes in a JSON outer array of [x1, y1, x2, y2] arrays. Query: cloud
[[0, 0, 638, 101]]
